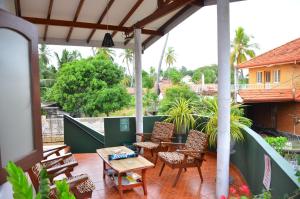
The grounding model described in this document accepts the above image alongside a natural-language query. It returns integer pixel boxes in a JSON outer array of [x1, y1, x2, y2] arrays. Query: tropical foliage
[[142, 67, 156, 89], [165, 98, 195, 134], [143, 91, 159, 114], [39, 44, 57, 100], [46, 53, 130, 117], [265, 136, 288, 155], [159, 85, 198, 113], [165, 47, 176, 70], [197, 97, 252, 146], [230, 27, 258, 83], [96, 48, 116, 60], [192, 64, 218, 84], [120, 49, 134, 87], [165, 67, 182, 84], [230, 27, 258, 66], [5, 161, 75, 199], [54, 49, 82, 68]]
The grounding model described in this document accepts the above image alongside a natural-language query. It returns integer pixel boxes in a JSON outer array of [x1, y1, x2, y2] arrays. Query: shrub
[[159, 85, 198, 113], [264, 136, 288, 155]]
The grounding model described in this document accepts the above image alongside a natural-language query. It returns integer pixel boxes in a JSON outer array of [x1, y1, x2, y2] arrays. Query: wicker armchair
[[133, 121, 175, 164], [28, 157, 95, 199], [158, 130, 208, 187]]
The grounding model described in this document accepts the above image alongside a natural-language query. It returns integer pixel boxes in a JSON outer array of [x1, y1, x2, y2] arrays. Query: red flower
[[230, 187, 237, 195], [220, 195, 227, 199], [239, 185, 250, 196]]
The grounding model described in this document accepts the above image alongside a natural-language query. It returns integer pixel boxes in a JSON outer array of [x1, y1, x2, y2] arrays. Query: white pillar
[[134, 29, 143, 134], [216, 0, 231, 198]]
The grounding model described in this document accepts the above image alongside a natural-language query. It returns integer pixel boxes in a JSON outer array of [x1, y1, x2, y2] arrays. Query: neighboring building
[[238, 38, 300, 135]]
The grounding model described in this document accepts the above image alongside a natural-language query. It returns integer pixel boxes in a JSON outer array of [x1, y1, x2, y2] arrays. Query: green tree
[[142, 68, 156, 89], [86, 86, 131, 116], [179, 66, 193, 77], [39, 44, 57, 101], [97, 48, 116, 60], [54, 49, 82, 68], [165, 47, 176, 70], [166, 68, 182, 84], [192, 64, 218, 84], [39, 44, 56, 79], [120, 49, 134, 87], [47, 54, 129, 117], [159, 85, 198, 113]]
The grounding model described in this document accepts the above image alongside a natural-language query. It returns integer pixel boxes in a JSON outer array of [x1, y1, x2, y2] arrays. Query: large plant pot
[[176, 134, 184, 143], [230, 138, 236, 154]]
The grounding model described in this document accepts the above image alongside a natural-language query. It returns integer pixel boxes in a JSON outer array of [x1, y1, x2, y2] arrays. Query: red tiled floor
[[70, 152, 246, 199]]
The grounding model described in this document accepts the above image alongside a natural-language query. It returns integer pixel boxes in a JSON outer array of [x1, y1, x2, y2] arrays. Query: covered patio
[[1, 0, 298, 198]]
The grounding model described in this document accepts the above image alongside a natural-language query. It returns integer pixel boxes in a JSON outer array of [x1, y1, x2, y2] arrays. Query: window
[[274, 70, 280, 83], [256, 71, 263, 83]]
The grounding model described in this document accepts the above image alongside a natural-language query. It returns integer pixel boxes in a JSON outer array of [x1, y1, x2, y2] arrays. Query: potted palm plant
[[165, 98, 196, 143], [197, 97, 252, 147]]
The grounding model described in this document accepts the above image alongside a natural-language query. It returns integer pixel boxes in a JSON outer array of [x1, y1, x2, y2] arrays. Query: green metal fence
[[64, 115, 105, 153]]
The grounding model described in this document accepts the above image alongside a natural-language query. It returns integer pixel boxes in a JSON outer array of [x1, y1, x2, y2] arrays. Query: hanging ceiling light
[[102, 0, 114, 47], [102, 32, 114, 47]]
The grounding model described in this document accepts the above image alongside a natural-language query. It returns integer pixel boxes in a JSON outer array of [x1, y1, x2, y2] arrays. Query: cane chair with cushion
[[133, 121, 175, 164], [28, 160, 95, 199], [158, 130, 208, 187]]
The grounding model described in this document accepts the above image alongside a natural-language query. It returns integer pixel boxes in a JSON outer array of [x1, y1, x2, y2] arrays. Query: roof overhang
[[14, 0, 243, 50]]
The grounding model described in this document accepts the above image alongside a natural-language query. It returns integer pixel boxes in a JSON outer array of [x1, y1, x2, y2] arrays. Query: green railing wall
[[64, 115, 105, 153], [104, 116, 165, 147], [231, 125, 299, 198]]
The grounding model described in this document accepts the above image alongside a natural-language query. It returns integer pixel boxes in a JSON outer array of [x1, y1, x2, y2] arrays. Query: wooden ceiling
[[16, 0, 241, 49]]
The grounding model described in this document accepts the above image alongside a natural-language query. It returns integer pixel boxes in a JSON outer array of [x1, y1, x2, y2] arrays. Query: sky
[[46, 0, 300, 72]]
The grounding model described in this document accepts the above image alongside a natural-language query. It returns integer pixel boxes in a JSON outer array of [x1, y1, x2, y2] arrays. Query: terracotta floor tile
[[72, 152, 246, 199]]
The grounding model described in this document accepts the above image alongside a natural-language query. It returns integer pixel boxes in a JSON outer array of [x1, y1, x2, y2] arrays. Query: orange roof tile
[[239, 89, 294, 103], [238, 37, 300, 68]]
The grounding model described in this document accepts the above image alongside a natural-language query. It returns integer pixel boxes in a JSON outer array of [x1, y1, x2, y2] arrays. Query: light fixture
[[102, 33, 114, 47], [101, 0, 114, 47]]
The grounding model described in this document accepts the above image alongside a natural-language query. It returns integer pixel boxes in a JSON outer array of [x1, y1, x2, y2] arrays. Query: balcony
[[50, 115, 299, 198]]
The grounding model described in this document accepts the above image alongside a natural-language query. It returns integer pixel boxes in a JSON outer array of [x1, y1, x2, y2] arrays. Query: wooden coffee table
[[96, 146, 154, 197]]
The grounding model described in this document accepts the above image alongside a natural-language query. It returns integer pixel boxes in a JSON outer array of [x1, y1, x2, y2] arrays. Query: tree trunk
[[155, 33, 169, 95]]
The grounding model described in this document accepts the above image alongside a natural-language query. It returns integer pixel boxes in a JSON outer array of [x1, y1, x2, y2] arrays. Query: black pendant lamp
[[102, 0, 114, 47], [102, 33, 114, 47]]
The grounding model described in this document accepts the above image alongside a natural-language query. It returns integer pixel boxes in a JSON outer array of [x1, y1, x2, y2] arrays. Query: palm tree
[[156, 33, 169, 94], [96, 48, 115, 60], [197, 97, 252, 146], [165, 47, 176, 70], [230, 27, 258, 102], [120, 49, 134, 87], [39, 44, 51, 67], [54, 49, 82, 68]]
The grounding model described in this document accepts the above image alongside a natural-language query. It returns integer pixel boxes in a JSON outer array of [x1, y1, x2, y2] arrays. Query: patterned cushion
[[75, 178, 95, 194], [133, 141, 159, 149], [184, 130, 208, 158], [64, 174, 95, 194], [158, 152, 195, 164], [151, 122, 175, 142]]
